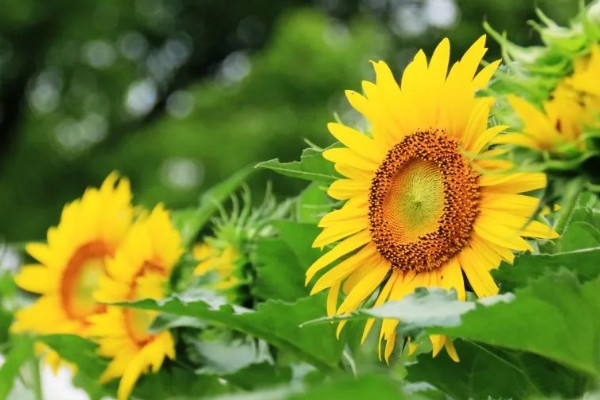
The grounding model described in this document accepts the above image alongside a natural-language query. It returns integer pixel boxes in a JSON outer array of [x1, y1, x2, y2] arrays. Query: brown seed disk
[[368, 130, 480, 272]]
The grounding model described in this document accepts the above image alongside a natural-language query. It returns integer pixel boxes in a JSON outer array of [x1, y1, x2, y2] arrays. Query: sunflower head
[[193, 240, 242, 297], [89, 205, 181, 400], [306, 36, 557, 362], [12, 172, 133, 336], [192, 187, 289, 302], [488, 3, 600, 158]]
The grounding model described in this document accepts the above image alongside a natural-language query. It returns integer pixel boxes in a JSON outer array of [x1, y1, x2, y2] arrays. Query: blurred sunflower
[[89, 205, 182, 400], [193, 241, 241, 293], [498, 45, 600, 152], [192, 187, 288, 301], [489, 3, 600, 156], [306, 36, 558, 362], [12, 173, 132, 336]]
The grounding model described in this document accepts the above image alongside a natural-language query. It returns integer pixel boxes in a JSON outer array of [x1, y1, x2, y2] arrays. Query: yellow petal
[[337, 263, 389, 315], [311, 247, 375, 294], [480, 172, 546, 194], [361, 271, 401, 344], [305, 230, 371, 283], [458, 247, 499, 298]]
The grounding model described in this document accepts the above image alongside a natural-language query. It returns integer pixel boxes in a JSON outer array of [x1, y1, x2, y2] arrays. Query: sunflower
[[192, 187, 284, 299], [89, 205, 182, 400], [193, 241, 241, 292], [498, 45, 600, 152], [12, 173, 133, 336], [306, 36, 558, 362]]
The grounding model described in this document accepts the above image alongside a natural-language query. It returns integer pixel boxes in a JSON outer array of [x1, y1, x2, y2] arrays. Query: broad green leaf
[[310, 272, 600, 376], [557, 191, 600, 252], [252, 238, 308, 302], [0, 335, 34, 400], [132, 367, 227, 400], [38, 334, 109, 400], [256, 148, 339, 183], [305, 288, 475, 330], [494, 247, 600, 291], [208, 374, 434, 400], [274, 220, 321, 268], [149, 314, 207, 332], [252, 221, 320, 302], [116, 293, 343, 370], [187, 337, 272, 375], [172, 166, 254, 246], [287, 374, 408, 400], [296, 183, 334, 224], [439, 273, 600, 376], [560, 221, 600, 251], [221, 362, 293, 390], [407, 340, 587, 400]]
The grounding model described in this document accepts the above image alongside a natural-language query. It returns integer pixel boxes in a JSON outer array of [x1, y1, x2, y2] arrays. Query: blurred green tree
[[0, 0, 581, 241]]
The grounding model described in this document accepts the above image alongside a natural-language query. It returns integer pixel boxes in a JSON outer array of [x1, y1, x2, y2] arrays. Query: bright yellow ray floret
[[13, 172, 133, 337], [497, 45, 600, 153], [193, 242, 241, 291], [89, 205, 182, 400]]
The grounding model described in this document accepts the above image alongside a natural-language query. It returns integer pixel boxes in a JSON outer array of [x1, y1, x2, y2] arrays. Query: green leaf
[[172, 166, 254, 246], [38, 334, 110, 400], [0, 335, 34, 400], [407, 340, 587, 400], [149, 314, 207, 333], [187, 337, 272, 375], [252, 221, 320, 302], [439, 272, 600, 376], [207, 374, 433, 400], [116, 293, 344, 370], [296, 183, 334, 224], [305, 288, 474, 330], [256, 148, 339, 183], [274, 220, 321, 269], [311, 272, 600, 376], [494, 248, 600, 291], [222, 362, 293, 391], [557, 191, 600, 252], [131, 367, 227, 400], [288, 374, 406, 400], [252, 238, 308, 302]]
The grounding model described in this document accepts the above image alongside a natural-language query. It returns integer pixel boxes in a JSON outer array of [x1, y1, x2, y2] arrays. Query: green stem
[[31, 359, 43, 400], [554, 177, 585, 234]]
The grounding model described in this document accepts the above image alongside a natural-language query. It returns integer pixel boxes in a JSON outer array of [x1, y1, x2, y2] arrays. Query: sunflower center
[[62, 241, 110, 319], [369, 130, 480, 272], [124, 308, 156, 345], [384, 159, 445, 242], [124, 261, 167, 345]]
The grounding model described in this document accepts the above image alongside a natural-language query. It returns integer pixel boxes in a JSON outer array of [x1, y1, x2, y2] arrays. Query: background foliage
[[0, 0, 581, 241]]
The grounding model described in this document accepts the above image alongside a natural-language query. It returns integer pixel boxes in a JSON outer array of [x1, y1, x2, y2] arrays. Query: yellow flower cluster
[[13, 172, 182, 400], [498, 45, 600, 152]]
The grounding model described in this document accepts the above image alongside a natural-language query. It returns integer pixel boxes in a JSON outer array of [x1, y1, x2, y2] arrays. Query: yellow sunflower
[[498, 44, 600, 152], [193, 242, 241, 292], [89, 205, 182, 400], [306, 36, 558, 362], [13, 172, 133, 336]]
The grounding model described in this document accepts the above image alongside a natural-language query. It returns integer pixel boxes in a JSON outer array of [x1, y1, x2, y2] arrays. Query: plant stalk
[[554, 176, 585, 234]]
